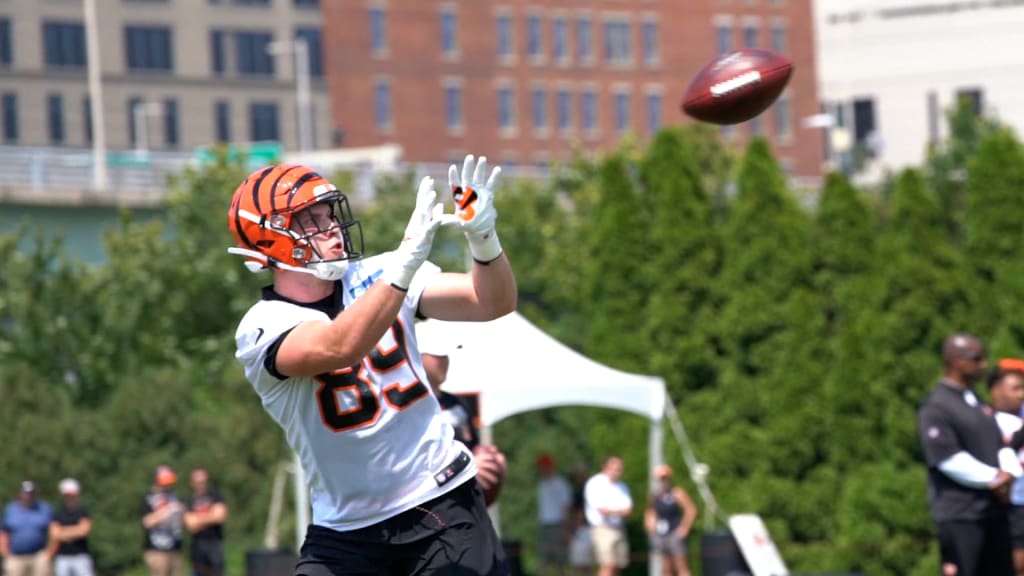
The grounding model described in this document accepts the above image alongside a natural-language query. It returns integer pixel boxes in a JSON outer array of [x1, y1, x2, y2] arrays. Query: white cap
[[416, 320, 462, 357], [59, 478, 80, 495]]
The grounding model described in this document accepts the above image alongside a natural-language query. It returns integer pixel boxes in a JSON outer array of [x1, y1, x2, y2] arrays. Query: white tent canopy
[[417, 311, 667, 426], [417, 311, 668, 575]]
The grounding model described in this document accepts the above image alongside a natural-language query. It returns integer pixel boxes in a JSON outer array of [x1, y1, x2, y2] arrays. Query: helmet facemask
[[282, 196, 364, 281]]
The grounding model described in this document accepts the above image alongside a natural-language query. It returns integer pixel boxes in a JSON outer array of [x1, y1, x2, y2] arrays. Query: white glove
[[382, 177, 444, 291], [448, 154, 503, 263]]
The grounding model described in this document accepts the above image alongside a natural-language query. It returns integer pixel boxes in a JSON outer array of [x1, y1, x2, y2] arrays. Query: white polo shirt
[[583, 472, 632, 528]]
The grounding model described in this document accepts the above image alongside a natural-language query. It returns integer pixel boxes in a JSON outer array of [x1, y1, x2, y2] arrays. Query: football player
[[228, 155, 516, 575]]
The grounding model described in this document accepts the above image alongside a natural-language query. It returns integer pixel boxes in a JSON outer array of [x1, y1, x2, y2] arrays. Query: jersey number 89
[[315, 320, 429, 431]]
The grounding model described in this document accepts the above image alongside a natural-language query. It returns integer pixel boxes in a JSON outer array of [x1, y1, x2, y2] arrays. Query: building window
[[445, 84, 462, 131], [441, 7, 457, 57], [716, 23, 732, 53], [556, 89, 571, 133], [743, 23, 759, 47], [852, 98, 875, 145], [642, 21, 658, 65], [603, 21, 631, 65], [215, 100, 231, 142], [957, 88, 983, 116], [125, 26, 174, 71], [527, 14, 542, 59], [250, 102, 279, 141], [83, 97, 92, 144], [614, 91, 630, 133], [295, 28, 323, 77], [581, 89, 597, 133], [236, 32, 274, 75], [43, 22, 86, 68], [497, 14, 513, 59], [0, 20, 11, 65], [375, 79, 392, 130], [532, 87, 547, 132], [553, 17, 567, 62], [576, 18, 592, 61], [370, 7, 387, 55], [48, 94, 64, 144], [128, 97, 141, 146], [164, 99, 178, 148], [749, 115, 763, 136], [498, 86, 515, 131], [771, 22, 787, 53], [646, 92, 661, 134], [211, 31, 226, 75], [2, 93, 17, 142], [775, 94, 792, 139]]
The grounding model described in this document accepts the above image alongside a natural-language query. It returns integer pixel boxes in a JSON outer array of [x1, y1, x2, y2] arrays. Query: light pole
[[267, 38, 314, 152], [83, 0, 107, 190], [132, 101, 163, 158]]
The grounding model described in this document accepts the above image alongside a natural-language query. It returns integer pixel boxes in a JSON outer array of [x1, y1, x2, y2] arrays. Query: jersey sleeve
[[918, 402, 963, 467], [235, 300, 325, 386]]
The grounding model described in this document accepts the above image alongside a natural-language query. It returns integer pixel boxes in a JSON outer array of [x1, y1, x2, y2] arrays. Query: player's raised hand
[[383, 176, 444, 290], [447, 154, 503, 263]]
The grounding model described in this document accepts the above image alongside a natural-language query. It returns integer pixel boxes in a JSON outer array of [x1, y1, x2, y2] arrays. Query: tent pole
[[649, 416, 664, 576], [481, 424, 502, 537]]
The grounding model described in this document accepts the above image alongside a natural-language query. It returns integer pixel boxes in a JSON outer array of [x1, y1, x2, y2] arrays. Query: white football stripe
[[710, 71, 762, 97]]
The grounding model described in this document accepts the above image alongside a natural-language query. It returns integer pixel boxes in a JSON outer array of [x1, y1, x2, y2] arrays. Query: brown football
[[681, 48, 793, 125]]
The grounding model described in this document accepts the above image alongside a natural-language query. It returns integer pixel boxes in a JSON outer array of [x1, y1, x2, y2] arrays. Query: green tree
[[639, 128, 720, 396]]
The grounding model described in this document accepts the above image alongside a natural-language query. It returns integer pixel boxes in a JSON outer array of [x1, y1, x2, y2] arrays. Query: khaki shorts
[[3, 551, 51, 576], [143, 550, 184, 576], [591, 525, 629, 568]]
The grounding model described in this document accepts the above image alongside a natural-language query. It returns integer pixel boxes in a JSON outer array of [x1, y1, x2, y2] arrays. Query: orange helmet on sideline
[[227, 164, 363, 280]]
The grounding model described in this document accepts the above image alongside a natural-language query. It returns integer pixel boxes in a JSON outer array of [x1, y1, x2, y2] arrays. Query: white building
[[813, 0, 1024, 182]]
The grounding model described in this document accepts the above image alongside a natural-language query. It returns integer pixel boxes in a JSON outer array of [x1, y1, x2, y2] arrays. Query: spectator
[[49, 479, 93, 576], [918, 332, 1019, 576], [584, 457, 632, 576], [566, 464, 593, 576], [183, 469, 228, 576], [644, 465, 697, 576], [535, 454, 572, 576], [141, 466, 185, 576], [0, 481, 52, 576], [417, 323, 507, 506], [990, 358, 1024, 576]]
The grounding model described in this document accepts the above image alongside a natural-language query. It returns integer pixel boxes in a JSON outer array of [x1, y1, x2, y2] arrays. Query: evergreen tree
[[963, 127, 1024, 341], [640, 128, 720, 396], [580, 149, 651, 373], [690, 138, 832, 571]]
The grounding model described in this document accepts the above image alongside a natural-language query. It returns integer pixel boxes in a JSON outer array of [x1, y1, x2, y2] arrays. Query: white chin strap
[[227, 248, 349, 281]]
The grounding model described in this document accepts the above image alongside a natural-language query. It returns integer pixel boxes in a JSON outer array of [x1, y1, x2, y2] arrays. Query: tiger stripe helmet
[[227, 164, 363, 280]]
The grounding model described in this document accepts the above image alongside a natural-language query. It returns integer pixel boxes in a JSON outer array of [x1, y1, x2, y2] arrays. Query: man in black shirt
[[183, 469, 227, 576], [50, 478, 93, 576], [918, 332, 1019, 576]]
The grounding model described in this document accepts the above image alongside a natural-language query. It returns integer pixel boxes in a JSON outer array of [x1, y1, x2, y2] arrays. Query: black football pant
[[937, 515, 1013, 576], [294, 481, 507, 576]]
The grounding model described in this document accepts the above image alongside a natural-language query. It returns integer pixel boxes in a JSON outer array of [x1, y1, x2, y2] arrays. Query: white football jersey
[[234, 254, 477, 531]]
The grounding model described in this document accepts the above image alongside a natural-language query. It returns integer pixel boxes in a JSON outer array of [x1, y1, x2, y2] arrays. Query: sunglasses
[[960, 351, 986, 362]]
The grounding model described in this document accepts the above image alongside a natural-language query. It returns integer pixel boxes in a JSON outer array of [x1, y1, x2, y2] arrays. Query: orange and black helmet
[[227, 164, 362, 278]]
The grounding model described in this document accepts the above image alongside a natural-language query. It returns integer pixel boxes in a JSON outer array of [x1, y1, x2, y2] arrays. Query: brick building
[[323, 0, 823, 181]]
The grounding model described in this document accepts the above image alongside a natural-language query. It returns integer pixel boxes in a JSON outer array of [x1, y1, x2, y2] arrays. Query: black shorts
[[937, 515, 1014, 576], [1010, 506, 1024, 549], [191, 538, 225, 576], [294, 481, 507, 576]]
